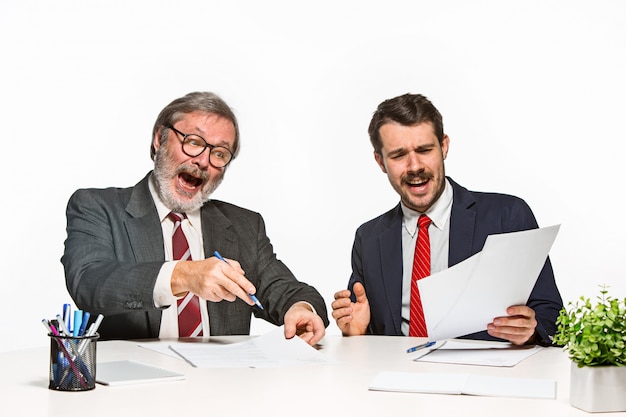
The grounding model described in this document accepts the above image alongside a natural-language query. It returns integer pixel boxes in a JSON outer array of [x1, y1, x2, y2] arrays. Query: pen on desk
[[406, 340, 436, 353], [213, 250, 264, 310]]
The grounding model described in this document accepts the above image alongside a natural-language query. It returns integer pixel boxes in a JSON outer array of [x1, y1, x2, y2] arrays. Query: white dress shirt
[[400, 178, 453, 335], [149, 179, 210, 338]]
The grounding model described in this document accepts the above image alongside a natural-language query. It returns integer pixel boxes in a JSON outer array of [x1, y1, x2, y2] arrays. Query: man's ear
[[441, 134, 450, 160], [153, 128, 163, 152], [374, 151, 387, 173]]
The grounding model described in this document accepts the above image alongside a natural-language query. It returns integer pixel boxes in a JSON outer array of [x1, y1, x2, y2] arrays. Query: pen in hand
[[213, 250, 264, 310], [406, 340, 436, 353]]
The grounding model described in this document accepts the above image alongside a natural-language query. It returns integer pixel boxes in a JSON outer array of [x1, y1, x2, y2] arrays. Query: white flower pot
[[570, 362, 626, 413]]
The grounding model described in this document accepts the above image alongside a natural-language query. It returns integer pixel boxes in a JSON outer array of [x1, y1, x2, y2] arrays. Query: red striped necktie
[[409, 214, 432, 337], [168, 212, 203, 337]]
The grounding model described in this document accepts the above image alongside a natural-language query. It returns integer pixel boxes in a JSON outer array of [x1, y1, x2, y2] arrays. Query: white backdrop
[[1, 0, 624, 352]]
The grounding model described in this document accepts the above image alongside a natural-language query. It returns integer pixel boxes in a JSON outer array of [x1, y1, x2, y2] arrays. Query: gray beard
[[152, 148, 222, 213]]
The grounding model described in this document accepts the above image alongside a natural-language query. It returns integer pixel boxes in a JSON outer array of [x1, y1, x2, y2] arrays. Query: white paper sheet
[[369, 371, 556, 399], [164, 326, 337, 368], [410, 339, 544, 367], [419, 225, 560, 341]]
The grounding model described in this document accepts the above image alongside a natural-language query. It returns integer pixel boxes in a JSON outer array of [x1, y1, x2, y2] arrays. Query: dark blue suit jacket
[[348, 177, 562, 345]]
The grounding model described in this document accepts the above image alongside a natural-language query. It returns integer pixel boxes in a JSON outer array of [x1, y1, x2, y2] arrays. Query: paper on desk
[[165, 326, 336, 368], [369, 371, 556, 399], [419, 225, 560, 341], [410, 339, 544, 367]]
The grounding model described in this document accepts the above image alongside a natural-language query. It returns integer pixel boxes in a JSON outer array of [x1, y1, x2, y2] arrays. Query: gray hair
[[150, 91, 240, 160]]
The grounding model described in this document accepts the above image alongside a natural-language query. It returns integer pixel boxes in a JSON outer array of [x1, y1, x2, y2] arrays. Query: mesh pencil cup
[[48, 333, 99, 391]]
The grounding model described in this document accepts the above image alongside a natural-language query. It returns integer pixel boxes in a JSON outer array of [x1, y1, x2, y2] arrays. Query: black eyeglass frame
[[167, 125, 234, 168]]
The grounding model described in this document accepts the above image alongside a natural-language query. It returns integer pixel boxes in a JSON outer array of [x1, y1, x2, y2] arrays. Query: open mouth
[[178, 172, 204, 190], [407, 178, 428, 187], [406, 177, 430, 190]]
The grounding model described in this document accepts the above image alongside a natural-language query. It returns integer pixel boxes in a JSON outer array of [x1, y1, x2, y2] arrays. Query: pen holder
[[48, 333, 99, 391]]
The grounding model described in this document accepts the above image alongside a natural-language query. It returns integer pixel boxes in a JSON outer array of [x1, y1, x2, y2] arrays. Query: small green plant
[[553, 286, 626, 367]]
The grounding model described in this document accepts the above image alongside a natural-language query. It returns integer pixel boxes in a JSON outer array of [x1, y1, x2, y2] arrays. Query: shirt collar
[[148, 174, 202, 228], [401, 177, 453, 236]]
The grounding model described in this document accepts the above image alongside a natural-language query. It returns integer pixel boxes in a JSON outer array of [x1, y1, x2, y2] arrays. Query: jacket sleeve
[[61, 188, 165, 316]]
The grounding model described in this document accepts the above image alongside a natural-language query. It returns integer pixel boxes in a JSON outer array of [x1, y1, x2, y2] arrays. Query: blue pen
[[406, 340, 436, 353], [77, 312, 90, 336], [213, 250, 264, 310], [62, 304, 72, 334]]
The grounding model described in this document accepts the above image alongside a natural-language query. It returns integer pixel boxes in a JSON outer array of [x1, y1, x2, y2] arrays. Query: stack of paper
[[163, 326, 337, 368], [410, 339, 544, 367]]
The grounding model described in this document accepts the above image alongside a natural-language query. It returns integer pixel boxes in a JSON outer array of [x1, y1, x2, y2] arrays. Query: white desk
[[2, 335, 623, 416]]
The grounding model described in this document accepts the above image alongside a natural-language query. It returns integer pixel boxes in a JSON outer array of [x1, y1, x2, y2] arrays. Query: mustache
[[403, 171, 433, 183], [175, 164, 210, 183]]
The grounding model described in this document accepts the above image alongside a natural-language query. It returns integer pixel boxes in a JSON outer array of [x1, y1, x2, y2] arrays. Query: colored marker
[[43, 319, 88, 388], [72, 310, 83, 337], [213, 250, 264, 310], [77, 311, 90, 336]]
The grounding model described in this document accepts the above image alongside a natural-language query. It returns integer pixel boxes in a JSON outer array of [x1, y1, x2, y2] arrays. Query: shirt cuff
[[292, 301, 317, 316], [153, 261, 179, 308]]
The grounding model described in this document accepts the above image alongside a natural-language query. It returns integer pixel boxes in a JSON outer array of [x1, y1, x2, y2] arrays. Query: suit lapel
[[125, 173, 165, 262], [200, 202, 239, 335], [378, 205, 404, 334], [122, 173, 166, 337], [448, 177, 477, 267], [200, 203, 238, 260]]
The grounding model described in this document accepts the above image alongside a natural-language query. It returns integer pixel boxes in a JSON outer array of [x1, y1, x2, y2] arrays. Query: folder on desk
[[369, 371, 556, 399], [96, 360, 185, 386]]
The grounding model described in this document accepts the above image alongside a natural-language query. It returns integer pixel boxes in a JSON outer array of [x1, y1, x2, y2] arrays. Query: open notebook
[[96, 360, 185, 386]]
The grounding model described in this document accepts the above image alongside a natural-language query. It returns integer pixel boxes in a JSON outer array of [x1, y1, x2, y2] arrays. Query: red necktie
[[168, 212, 203, 337], [409, 214, 432, 337]]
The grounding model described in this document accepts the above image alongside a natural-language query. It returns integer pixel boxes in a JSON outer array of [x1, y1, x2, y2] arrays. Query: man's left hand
[[284, 302, 326, 346], [487, 305, 537, 345]]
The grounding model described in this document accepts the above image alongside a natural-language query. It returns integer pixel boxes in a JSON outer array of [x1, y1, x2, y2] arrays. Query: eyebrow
[[387, 143, 435, 156]]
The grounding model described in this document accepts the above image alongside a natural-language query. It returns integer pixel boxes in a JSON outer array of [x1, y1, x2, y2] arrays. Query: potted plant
[[553, 286, 626, 413]]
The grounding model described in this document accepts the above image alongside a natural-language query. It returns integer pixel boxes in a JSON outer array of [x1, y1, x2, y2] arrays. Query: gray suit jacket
[[61, 172, 329, 340]]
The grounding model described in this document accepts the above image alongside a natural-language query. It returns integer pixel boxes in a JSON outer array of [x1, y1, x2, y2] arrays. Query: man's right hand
[[331, 282, 370, 335], [170, 256, 258, 306]]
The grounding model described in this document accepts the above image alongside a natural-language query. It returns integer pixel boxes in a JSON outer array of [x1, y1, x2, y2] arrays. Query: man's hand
[[170, 256, 258, 306], [283, 302, 326, 346], [331, 282, 370, 336], [487, 305, 538, 345]]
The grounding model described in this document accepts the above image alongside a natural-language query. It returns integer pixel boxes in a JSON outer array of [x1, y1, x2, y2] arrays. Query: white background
[[1, 0, 624, 352]]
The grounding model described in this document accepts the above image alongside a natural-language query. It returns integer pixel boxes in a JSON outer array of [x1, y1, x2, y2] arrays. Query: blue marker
[[77, 312, 90, 336], [406, 340, 436, 353], [72, 310, 83, 337], [213, 250, 264, 310]]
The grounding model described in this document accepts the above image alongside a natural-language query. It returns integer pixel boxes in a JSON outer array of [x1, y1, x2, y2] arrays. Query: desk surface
[[2, 335, 622, 417]]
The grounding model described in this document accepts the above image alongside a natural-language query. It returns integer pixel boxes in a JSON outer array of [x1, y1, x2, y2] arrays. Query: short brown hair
[[368, 93, 444, 154]]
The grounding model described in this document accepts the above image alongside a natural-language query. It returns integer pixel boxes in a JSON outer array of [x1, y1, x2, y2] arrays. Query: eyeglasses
[[168, 125, 234, 168]]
